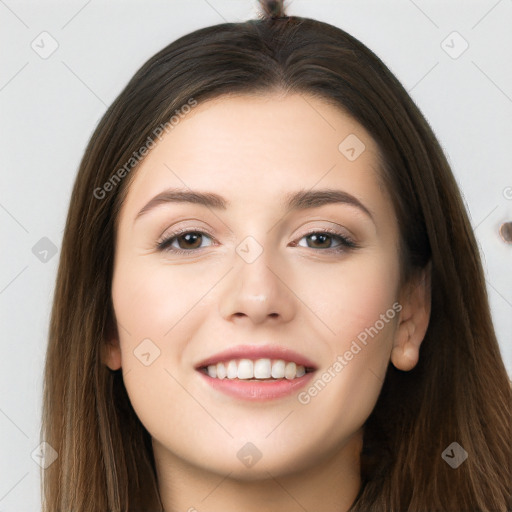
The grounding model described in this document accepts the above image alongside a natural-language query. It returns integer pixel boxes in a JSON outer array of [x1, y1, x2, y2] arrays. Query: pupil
[[310, 233, 330, 248], [180, 233, 201, 249]]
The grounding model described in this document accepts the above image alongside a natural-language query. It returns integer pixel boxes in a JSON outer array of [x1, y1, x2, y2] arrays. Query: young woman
[[41, 1, 512, 510]]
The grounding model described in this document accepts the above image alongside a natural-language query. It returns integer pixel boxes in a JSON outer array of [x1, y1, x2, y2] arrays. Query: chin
[[193, 443, 319, 481]]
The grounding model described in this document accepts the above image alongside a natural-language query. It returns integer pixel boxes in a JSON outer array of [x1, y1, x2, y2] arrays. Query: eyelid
[[157, 225, 215, 245], [156, 224, 359, 255], [293, 226, 358, 250], [158, 222, 355, 243], [298, 225, 354, 241]]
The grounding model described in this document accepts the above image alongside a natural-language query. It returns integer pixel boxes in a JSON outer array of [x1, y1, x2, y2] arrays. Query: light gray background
[[1, 0, 511, 510]]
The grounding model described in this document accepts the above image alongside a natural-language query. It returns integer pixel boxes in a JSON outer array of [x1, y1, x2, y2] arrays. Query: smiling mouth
[[198, 358, 316, 381]]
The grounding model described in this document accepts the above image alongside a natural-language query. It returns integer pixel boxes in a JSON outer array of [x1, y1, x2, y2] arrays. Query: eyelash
[[156, 227, 359, 255]]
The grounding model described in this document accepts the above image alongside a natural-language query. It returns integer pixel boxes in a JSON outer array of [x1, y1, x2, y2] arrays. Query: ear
[[101, 320, 122, 371], [391, 260, 432, 371]]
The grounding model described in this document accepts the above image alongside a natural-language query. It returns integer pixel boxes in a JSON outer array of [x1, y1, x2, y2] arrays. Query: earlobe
[[391, 261, 432, 372], [101, 322, 122, 370], [102, 339, 122, 370]]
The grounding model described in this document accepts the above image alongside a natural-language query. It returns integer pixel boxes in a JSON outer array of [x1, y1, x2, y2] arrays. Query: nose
[[218, 249, 296, 325]]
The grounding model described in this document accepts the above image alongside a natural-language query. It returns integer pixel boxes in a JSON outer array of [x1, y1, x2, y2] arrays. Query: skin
[[103, 92, 431, 512]]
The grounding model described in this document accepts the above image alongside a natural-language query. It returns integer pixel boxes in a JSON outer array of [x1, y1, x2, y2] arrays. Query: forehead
[[118, 92, 392, 226]]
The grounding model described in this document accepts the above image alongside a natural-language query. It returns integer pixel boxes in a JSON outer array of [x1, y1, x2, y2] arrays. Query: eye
[[156, 227, 359, 255], [157, 229, 214, 254], [295, 229, 358, 252]]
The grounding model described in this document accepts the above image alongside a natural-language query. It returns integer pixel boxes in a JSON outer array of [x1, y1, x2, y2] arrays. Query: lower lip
[[197, 370, 316, 401]]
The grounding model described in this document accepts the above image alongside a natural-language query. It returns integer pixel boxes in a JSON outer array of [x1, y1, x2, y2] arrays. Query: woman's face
[[107, 92, 407, 479]]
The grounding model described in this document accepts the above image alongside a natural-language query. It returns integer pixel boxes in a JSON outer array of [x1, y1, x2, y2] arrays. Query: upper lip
[[195, 344, 318, 370]]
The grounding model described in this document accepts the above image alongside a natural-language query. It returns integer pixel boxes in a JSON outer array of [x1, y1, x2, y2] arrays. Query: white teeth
[[227, 360, 238, 379], [204, 358, 309, 380], [284, 362, 296, 380], [237, 359, 253, 379], [216, 362, 227, 379], [254, 358, 271, 378], [271, 359, 286, 378]]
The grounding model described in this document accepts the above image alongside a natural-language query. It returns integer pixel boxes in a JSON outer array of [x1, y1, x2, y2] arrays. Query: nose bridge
[[218, 240, 295, 324]]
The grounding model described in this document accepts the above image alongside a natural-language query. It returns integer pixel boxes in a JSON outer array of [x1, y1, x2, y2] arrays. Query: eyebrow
[[135, 187, 375, 224]]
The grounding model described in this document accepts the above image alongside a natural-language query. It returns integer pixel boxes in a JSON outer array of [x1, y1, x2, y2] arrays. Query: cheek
[[307, 248, 400, 350], [110, 259, 211, 447], [112, 258, 210, 349], [297, 251, 401, 426], [293, 250, 399, 426]]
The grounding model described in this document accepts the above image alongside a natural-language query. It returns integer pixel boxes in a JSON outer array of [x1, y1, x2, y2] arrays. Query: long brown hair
[[41, 1, 512, 510]]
